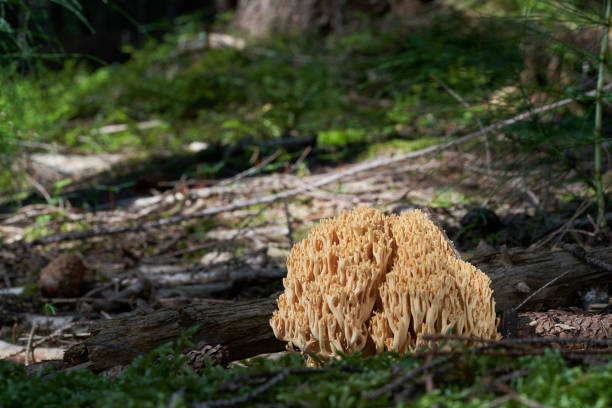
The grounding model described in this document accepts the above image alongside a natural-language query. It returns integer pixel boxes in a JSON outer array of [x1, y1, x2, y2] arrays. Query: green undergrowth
[[2, 5, 610, 204], [1, 330, 610, 408], [0, 11, 523, 159]]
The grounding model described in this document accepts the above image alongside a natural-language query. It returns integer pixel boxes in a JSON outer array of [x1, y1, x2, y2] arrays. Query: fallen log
[[65, 245, 612, 372], [64, 298, 285, 372], [473, 245, 612, 311]]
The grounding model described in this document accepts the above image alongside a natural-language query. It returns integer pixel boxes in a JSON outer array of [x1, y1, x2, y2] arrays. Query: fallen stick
[[217, 149, 281, 186], [27, 84, 612, 246], [0, 340, 64, 364]]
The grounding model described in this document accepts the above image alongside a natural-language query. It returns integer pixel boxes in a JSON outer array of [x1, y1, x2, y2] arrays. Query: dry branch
[[0, 340, 64, 363], [217, 149, 281, 186]]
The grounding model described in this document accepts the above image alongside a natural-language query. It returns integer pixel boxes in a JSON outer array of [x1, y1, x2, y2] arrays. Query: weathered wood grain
[[82, 298, 284, 372], [474, 246, 612, 311]]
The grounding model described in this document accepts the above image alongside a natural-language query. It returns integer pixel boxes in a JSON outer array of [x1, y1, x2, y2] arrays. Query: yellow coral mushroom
[[269, 207, 500, 359], [270, 207, 394, 358]]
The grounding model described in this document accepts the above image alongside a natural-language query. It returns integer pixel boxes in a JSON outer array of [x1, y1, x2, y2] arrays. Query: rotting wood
[[70, 298, 285, 372], [66, 245, 612, 372], [23, 83, 612, 247]]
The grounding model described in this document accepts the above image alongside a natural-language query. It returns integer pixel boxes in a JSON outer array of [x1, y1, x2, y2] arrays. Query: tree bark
[[389, 0, 424, 18], [215, 0, 237, 13], [233, 0, 320, 38], [67, 246, 612, 372], [232, 0, 427, 37]]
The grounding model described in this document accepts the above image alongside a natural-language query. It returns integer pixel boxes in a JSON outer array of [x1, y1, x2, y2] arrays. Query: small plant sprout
[[44, 302, 57, 316]]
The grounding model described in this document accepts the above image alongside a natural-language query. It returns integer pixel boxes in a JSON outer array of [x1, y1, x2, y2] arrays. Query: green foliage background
[[2, 1, 610, 202]]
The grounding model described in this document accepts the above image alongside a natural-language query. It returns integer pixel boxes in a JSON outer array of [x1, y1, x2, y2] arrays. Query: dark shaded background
[[45, 0, 218, 62]]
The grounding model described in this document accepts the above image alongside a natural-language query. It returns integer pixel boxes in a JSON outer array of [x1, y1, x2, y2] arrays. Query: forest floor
[[1, 130, 611, 407], [1, 7, 612, 406], [0, 128, 609, 360]]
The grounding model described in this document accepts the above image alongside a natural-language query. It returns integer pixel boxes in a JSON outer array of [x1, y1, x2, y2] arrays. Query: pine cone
[[186, 343, 229, 373], [39, 253, 85, 297]]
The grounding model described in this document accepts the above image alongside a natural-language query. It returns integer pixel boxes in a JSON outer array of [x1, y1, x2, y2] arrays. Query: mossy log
[[68, 246, 612, 372]]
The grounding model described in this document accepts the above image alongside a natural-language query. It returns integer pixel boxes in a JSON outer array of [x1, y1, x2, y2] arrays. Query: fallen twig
[[431, 73, 491, 174], [25, 323, 37, 366], [485, 390, 553, 408], [162, 241, 232, 258], [282, 198, 294, 248], [0, 263, 11, 288], [32, 321, 91, 348], [514, 267, 574, 312], [196, 368, 290, 407], [422, 333, 612, 348], [491, 382, 554, 408], [24, 173, 53, 205], [536, 199, 591, 248], [367, 355, 455, 400], [479, 369, 531, 394], [40, 297, 131, 304], [0, 340, 64, 363], [516, 241, 612, 311], [557, 243, 612, 273], [218, 149, 281, 186], [290, 146, 311, 172], [89, 120, 165, 136]]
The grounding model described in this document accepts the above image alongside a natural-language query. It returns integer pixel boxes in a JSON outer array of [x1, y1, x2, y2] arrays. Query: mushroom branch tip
[[270, 207, 500, 359]]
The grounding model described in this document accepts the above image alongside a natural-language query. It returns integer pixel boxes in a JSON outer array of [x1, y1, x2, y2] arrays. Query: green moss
[[429, 187, 469, 208], [319, 129, 368, 147], [1, 338, 610, 408]]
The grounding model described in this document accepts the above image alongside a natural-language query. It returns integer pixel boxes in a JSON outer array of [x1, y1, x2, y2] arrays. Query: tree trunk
[[215, 0, 237, 13], [232, 0, 427, 37], [233, 0, 319, 37], [67, 246, 612, 372], [389, 0, 424, 18]]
